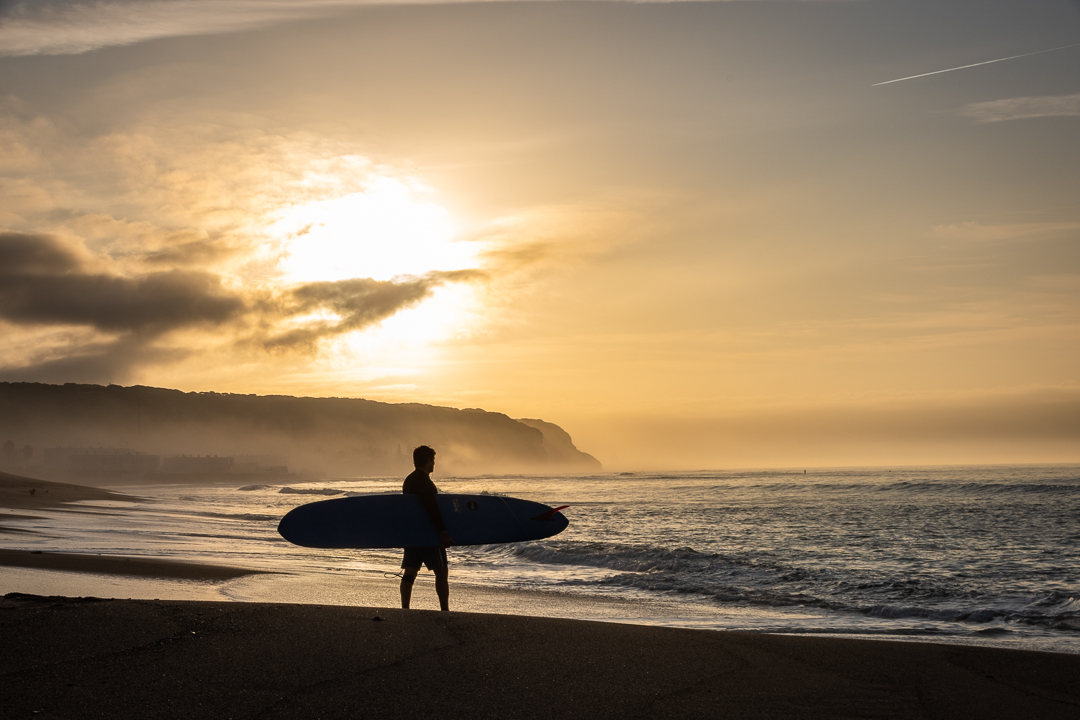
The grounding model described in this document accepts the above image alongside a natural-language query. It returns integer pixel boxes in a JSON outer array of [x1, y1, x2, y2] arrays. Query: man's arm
[[409, 476, 453, 547], [417, 485, 447, 533]]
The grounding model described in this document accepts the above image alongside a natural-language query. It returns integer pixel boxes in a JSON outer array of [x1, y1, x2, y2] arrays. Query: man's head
[[413, 445, 436, 471]]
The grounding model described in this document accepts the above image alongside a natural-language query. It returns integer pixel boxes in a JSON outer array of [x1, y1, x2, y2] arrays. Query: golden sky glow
[[1, 0, 1078, 468], [273, 179, 467, 283]]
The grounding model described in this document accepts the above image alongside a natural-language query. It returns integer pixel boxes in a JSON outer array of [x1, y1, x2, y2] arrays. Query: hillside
[[0, 383, 601, 479]]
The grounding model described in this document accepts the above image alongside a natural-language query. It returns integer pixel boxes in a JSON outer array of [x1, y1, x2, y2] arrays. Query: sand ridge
[[0, 549, 275, 581], [0, 471, 141, 510]]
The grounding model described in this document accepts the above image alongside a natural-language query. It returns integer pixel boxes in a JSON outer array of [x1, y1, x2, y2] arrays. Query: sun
[[271, 176, 474, 283], [264, 172, 483, 358]]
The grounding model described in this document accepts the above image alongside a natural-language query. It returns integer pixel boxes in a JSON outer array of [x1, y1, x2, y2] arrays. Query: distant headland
[[0, 382, 601, 481]]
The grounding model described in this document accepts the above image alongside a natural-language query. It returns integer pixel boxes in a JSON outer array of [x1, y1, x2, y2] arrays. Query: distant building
[[161, 455, 235, 475], [43, 447, 160, 476], [233, 454, 290, 475]]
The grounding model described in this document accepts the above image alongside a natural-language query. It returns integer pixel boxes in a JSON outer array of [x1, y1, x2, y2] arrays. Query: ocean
[[3, 465, 1079, 654]]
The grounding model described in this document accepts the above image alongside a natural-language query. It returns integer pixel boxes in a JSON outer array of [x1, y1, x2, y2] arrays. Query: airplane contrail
[[872, 42, 1080, 86]]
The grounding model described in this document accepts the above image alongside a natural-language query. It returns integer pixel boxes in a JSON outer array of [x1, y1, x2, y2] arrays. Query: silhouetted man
[[400, 445, 454, 611]]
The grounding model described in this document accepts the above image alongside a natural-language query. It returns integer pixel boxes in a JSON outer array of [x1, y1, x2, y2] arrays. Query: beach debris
[[372, 615, 383, 622]]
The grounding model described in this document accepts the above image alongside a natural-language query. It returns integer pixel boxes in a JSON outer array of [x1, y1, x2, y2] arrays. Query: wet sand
[[3, 593, 1079, 720]]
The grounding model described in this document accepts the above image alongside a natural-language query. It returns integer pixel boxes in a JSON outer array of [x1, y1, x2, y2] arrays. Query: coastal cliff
[[0, 382, 601, 479]]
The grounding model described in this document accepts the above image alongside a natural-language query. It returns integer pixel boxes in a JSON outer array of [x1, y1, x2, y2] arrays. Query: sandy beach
[[4, 471, 1080, 718], [0, 470, 140, 511], [3, 593, 1079, 720]]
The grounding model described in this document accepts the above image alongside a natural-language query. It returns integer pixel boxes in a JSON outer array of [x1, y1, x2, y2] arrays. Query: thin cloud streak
[[930, 220, 1080, 241], [961, 93, 1080, 123], [871, 42, 1080, 86], [0, 0, 836, 56]]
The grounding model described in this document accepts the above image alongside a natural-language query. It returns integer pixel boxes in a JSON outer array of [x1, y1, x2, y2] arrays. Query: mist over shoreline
[[0, 382, 601, 479]]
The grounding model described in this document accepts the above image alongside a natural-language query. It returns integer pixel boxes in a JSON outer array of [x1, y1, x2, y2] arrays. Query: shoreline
[[4, 470, 1078, 659], [3, 593, 1080, 719]]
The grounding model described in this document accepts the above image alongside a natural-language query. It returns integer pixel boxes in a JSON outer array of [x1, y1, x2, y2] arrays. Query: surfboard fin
[[531, 505, 569, 521]]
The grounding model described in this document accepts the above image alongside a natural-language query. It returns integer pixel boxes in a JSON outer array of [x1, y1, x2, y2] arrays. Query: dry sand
[[3, 593, 1079, 720]]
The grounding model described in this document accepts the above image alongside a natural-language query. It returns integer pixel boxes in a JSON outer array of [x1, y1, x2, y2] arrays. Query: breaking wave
[[463, 539, 1080, 630]]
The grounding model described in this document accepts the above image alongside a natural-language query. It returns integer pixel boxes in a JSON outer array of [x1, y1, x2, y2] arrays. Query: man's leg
[[400, 566, 419, 609], [433, 567, 449, 612]]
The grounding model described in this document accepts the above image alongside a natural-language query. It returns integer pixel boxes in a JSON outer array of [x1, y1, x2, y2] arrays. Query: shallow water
[[2, 464, 1078, 654]]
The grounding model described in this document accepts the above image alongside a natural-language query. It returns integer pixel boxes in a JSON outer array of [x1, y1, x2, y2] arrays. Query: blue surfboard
[[277, 493, 569, 549]]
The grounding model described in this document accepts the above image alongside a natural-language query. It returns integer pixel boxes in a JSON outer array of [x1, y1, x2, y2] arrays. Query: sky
[[1, 0, 1078, 469]]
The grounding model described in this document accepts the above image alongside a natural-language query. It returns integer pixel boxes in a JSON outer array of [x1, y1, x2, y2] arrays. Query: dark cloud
[[0, 231, 83, 274], [140, 238, 241, 267], [265, 269, 485, 351], [0, 270, 244, 333], [0, 231, 486, 379], [0, 231, 244, 335]]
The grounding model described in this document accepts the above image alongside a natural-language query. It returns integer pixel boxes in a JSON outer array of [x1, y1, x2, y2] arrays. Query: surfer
[[400, 445, 454, 611]]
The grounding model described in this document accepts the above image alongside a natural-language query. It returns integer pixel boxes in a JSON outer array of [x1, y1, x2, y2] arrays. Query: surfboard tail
[[530, 505, 569, 522]]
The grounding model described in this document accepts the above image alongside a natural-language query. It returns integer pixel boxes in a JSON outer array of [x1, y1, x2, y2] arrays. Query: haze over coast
[[0, 382, 601, 479]]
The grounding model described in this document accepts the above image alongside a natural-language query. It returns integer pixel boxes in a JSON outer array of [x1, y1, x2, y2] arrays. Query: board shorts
[[401, 546, 448, 571]]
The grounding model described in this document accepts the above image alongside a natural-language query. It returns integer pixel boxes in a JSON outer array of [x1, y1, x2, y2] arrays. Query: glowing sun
[[272, 176, 474, 283]]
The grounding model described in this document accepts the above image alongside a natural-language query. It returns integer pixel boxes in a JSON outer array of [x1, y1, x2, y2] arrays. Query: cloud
[[472, 203, 641, 272], [961, 94, 1080, 123], [0, 0, 834, 56], [0, 0, 337, 56], [139, 238, 241, 266], [0, 229, 86, 272], [0, 231, 245, 335], [0, 109, 498, 384], [265, 269, 485, 351], [929, 221, 1080, 242], [0, 231, 485, 381]]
